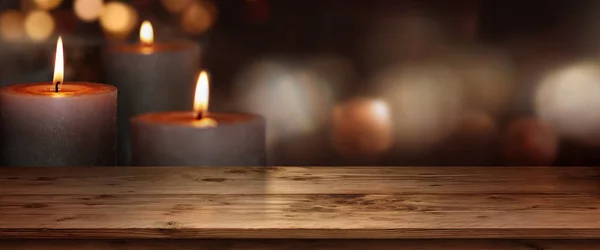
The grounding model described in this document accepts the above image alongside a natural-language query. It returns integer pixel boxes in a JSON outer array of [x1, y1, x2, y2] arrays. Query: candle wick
[[196, 111, 204, 120], [54, 81, 61, 92]]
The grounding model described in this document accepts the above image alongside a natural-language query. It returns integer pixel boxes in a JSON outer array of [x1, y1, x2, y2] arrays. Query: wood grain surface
[[2, 167, 600, 240], [1, 239, 600, 250]]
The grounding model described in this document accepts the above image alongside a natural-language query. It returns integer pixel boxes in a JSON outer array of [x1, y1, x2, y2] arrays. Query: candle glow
[[194, 71, 210, 119], [99, 1, 138, 40], [53, 36, 64, 92], [140, 20, 153, 45]]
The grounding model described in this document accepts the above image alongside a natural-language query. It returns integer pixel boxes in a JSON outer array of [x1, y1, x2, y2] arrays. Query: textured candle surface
[[104, 42, 200, 165], [0, 82, 117, 166], [131, 112, 266, 166]]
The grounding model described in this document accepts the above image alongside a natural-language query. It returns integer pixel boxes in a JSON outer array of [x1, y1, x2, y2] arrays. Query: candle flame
[[53, 36, 64, 91], [140, 20, 153, 45], [194, 71, 210, 119]]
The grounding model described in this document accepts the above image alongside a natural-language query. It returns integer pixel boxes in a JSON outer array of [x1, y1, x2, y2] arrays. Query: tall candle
[[131, 71, 266, 166], [0, 37, 117, 166], [104, 21, 200, 165]]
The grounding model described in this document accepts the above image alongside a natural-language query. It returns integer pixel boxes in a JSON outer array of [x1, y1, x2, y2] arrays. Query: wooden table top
[[1, 166, 600, 239]]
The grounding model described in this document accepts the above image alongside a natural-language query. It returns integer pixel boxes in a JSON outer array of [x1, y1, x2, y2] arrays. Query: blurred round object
[[33, 0, 62, 10], [503, 118, 558, 166], [331, 98, 393, 161], [99, 1, 138, 40], [74, 0, 103, 22], [453, 48, 515, 115], [161, 0, 194, 14], [535, 62, 600, 146], [181, 0, 217, 35], [234, 59, 337, 163], [375, 64, 464, 152], [24, 10, 54, 41], [0, 10, 26, 40]]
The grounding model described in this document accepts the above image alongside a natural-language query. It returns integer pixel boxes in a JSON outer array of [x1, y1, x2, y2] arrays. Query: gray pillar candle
[[0, 82, 117, 166], [0, 37, 117, 166], [103, 21, 200, 165], [131, 71, 266, 166], [131, 112, 266, 166]]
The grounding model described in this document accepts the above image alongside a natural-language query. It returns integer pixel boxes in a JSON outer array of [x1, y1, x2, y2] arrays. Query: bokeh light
[[99, 1, 138, 39], [535, 62, 600, 146], [181, 0, 217, 35], [503, 118, 558, 166], [234, 59, 337, 164], [331, 98, 393, 161], [374, 64, 464, 152], [24, 10, 55, 41], [74, 0, 103, 22], [33, 0, 62, 10], [0, 10, 26, 41], [161, 0, 194, 14]]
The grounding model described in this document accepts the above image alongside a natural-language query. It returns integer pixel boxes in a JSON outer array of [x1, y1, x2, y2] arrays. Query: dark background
[[2, 0, 600, 166]]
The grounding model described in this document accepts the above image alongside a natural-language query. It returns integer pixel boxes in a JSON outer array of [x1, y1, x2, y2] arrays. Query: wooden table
[[2, 167, 600, 249]]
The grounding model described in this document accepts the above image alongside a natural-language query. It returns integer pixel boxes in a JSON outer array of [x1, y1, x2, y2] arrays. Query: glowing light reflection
[[234, 59, 337, 164], [535, 62, 600, 145], [74, 0, 103, 22], [331, 98, 393, 161], [99, 1, 138, 39], [24, 10, 54, 41], [374, 64, 464, 152]]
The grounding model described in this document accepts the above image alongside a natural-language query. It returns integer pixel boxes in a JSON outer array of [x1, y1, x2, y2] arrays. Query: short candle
[[131, 71, 266, 166], [104, 20, 200, 165], [0, 37, 117, 166]]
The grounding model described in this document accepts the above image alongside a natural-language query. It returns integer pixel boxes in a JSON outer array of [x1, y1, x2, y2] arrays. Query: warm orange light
[[99, 1, 138, 40], [194, 71, 210, 119], [139, 20, 153, 45], [53, 36, 64, 91], [331, 98, 393, 161]]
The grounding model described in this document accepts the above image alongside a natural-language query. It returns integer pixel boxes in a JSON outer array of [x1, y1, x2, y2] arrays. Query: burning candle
[[104, 21, 200, 165], [131, 71, 266, 166], [0, 37, 117, 166]]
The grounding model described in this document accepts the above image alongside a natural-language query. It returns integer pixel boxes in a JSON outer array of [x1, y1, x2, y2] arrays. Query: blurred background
[[3, 0, 600, 166]]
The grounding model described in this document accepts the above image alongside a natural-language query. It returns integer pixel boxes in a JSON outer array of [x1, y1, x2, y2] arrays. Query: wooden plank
[[2, 167, 600, 195], [3, 167, 600, 239], [2, 239, 600, 250], [2, 193, 600, 238]]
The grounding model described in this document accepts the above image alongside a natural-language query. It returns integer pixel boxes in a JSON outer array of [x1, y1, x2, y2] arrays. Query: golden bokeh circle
[[74, 0, 104, 22], [99, 1, 138, 39], [181, 0, 217, 35], [24, 10, 55, 41]]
